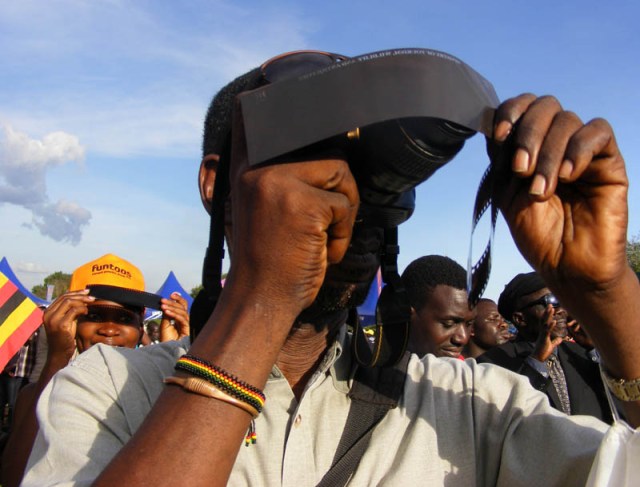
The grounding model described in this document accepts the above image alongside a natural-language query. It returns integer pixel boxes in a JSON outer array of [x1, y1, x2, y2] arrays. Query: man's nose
[[554, 305, 568, 317], [98, 323, 121, 336], [452, 325, 470, 345]]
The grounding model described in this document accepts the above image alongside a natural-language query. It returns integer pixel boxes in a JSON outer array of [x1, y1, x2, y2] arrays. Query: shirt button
[[294, 414, 302, 427]]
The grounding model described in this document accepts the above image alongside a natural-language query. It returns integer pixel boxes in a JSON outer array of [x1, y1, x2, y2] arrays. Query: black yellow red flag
[[0, 271, 43, 370]]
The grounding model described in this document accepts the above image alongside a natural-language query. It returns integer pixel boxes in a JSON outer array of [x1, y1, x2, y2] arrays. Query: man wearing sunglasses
[[477, 272, 612, 423], [24, 51, 640, 486]]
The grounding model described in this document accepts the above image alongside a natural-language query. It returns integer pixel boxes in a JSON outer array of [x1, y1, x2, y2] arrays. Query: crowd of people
[[401, 255, 635, 425], [0, 49, 639, 486]]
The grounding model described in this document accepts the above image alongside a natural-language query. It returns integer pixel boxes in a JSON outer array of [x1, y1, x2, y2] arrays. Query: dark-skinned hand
[[42, 289, 95, 363], [489, 94, 627, 311], [159, 292, 190, 342], [531, 305, 564, 362], [223, 101, 360, 328]]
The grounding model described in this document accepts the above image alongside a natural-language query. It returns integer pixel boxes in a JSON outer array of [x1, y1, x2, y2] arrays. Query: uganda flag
[[0, 272, 43, 370]]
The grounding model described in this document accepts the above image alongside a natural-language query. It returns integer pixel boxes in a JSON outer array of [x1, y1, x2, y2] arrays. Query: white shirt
[[24, 332, 610, 486]]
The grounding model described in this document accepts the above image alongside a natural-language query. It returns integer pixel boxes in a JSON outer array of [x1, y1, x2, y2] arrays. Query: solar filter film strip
[[467, 164, 498, 306]]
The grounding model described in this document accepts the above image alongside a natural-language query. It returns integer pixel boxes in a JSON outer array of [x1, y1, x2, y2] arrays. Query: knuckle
[[554, 110, 582, 127], [587, 117, 612, 133], [515, 124, 547, 148], [499, 93, 536, 113], [537, 94, 562, 109], [280, 188, 303, 214]]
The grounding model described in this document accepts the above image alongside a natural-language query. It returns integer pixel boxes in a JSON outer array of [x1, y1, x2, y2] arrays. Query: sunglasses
[[260, 50, 348, 84], [77, 305, 143, 328], [519, 293, 560, 311]]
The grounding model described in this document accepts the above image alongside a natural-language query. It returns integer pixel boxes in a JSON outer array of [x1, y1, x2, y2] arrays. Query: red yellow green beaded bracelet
[[175, 355, 266, 413]]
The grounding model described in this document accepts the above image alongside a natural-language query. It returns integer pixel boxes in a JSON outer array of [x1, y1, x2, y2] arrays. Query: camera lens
[[352, 117, 475, 197]]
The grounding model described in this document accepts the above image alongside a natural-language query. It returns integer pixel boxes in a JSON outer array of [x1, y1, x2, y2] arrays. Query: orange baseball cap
[[69, 254, 145, 292], [69, 254, 161, 309]]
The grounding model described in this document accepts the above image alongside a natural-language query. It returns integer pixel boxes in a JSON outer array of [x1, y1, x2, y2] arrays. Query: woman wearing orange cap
[[1, 254, 190, 487]]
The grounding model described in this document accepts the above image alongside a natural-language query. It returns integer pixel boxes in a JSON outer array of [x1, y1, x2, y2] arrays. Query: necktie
[[546, 354, 571, 415]]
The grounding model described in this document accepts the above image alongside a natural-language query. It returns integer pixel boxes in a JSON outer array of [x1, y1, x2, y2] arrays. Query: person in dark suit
[[477, 272, 613, 423]]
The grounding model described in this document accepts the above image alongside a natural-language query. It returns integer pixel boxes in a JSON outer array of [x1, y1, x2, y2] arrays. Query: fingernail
[[559, 159, 573, 180], [513, 149, 529, 173], [495, 121, 512, 142], [529, 174, 547, 196]]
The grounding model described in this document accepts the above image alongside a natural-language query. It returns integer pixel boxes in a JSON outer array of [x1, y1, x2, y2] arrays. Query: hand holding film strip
[[468, 94, 628, 307]]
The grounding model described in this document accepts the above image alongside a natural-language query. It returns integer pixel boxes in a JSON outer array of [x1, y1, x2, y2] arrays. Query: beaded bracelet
[[164, 376, 258, 446], [164, 376, 259, 418], [175, 355, 266, 414]]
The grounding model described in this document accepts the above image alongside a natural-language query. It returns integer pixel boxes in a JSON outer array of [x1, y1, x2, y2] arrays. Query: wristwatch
[[601, 368, 640, 402]]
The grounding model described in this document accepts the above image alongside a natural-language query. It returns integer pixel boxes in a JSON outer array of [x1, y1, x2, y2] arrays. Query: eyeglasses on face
[[260, 50, 348, 84], [519, 293, 560, 311]]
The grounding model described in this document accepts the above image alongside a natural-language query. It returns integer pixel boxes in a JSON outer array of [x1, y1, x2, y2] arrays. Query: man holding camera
[[23, 51, 640, 486]]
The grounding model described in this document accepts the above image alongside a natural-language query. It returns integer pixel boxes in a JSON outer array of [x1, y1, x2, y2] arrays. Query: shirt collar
[[268, 324, 353, 394]]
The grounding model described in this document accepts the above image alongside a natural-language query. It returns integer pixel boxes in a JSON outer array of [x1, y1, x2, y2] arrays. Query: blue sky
[[1, 0, 638, 301]]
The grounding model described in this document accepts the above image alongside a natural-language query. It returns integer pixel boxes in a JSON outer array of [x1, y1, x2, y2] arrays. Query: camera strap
[[316, 351, 410, 487], [189, 147, 231, 338], [352, 227, 410, 368]]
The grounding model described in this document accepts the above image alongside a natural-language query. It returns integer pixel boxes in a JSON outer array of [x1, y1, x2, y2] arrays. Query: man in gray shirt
[[24, 50, 640, 486]]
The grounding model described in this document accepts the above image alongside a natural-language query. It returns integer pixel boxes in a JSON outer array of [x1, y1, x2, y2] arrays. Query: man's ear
[[407, 306, 418, 348], [198, 154, 219, 215], [409, 306, 417, 325]]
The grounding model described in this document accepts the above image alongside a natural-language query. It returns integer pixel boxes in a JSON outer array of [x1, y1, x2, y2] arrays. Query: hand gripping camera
[[195, 48, 499, 367]]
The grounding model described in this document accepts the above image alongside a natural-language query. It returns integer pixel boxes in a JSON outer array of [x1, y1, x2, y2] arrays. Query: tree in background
[[31, 271, 71, 300], [628, 232, 640, 273], [190, 284, 203, 299], [189, 273, 227, 299]]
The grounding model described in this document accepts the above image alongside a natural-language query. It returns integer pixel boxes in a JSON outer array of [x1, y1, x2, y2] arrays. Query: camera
[[347, 116, 475, 228], [195, 49, 499, 357]]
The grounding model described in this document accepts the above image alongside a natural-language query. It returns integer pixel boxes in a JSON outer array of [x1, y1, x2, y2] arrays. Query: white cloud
[[13, 261, 49, 274], [1, 125, 84, 170], [0, 1, 314, 159], [30, 200, 92, 245], [0, 124, 91, 244]]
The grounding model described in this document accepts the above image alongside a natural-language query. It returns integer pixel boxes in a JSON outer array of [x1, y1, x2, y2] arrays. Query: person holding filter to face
[[1, 253, 189, 487]]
